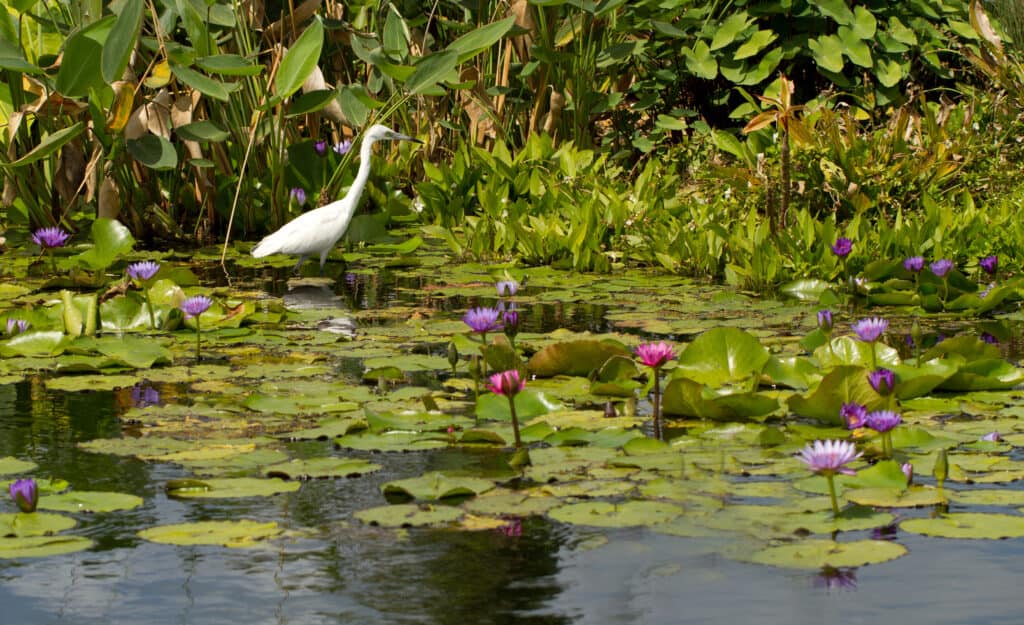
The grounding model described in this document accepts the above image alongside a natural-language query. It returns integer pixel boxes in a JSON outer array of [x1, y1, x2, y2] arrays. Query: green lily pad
[[0, 535, 94, 558], [78, 436, 194, 458], [662, 377, 779, 420], [44, 374, 143, 392], [0, 512, 76, 537], [0, 457, 37, 476], [901, 513, 1024, 539], [462, 490, 560, 516], [277, 418, 367, 440], [366, 410, 474, 433], [166, 477, 300, 498], [844, 486, 947, 508], [138, 519, 284, 547], [745, 539, 907, 569], [527, 340, 631, 377], [38, 490, 144, 513], [674, 327, 769, 386], [787, 365, 882, 424], [950, 489, 1024, 506], [939, 359, 1024, 392], [355, 503, 463, 527], [547, 500, 682, 527], [265, 457, 382, 479], [334, 431, 449, 452], [382, 472, 495, 500], [475, 390, 559, 422]]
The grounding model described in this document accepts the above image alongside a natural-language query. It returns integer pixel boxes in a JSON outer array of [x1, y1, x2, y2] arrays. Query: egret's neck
[[337, 136, 377, 215]]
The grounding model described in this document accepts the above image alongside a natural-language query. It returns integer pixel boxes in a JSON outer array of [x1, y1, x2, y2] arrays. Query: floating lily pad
[[950, 489, 1024, 506], [674, 327, 770, 386], [547, 500, 682, 527], [787, 365, 882, 424], [138, 520, 284, 547], [382, 472, 495, 500], [179, 449, 290, 476], [844, 486, 946, 508], [0, 512, 76, 537], [78, 436, 194, 458], [355, 503, 463, 527], [0, 535, 94, 558], [265, 457, 381, 479], [901, 513, 1024, 539], [166, 477, 300, 498], [462, 490, 560, 516], [527, 340, 631, 377], [335, 431, 449, 452], [277, 418, 367, 440], [745, 539, 907, 569], [38, 491, 144, 513], [0, 457, 37, 476], [44, 374, 143, 392]]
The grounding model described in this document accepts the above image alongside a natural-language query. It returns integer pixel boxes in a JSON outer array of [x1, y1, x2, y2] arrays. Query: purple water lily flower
[[32, 226, 71, 249], [840, 402, 868, 430], [852, 317, 889, 342], [981, 431, 1002, 442], [131, 383, 161, 408], [831, 237, 852, 258], [6, 319, 29, 335], [127, 260, 161, 282], [334, 139, 353, 155], [502, 309, 520, 338], [798, 440, 862, 476], [289, 187, 307, 206], [865, 410, 902, 433], [868, 368, 896, 396], [903, 256, 925, 273], [980, 255, 998, 276], [9, 478, 37, 513], [817, 310, 833, 332], [313, 140, 327, 156], [179, 295, 213, 320], [463, 307, 502, 334], [981, 332, 998, 345], [930, 259, 954, 278], [496, 280, 519, 297], [635, 342, 676, 369]]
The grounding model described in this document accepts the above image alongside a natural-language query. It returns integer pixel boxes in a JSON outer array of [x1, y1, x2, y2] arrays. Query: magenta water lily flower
[[840, 402, 868, 429], [930, 259, 954, 278], [799, 440, 861, 476], [980, 255, 998, 276], [851, 317, 888, 343], [817, 310, 833, 332], [32, 227, 71, 249], [289, 187, 307, 206], [635, 342, 676, 369], [865, 409, 901, 433], [127, 260, 161, 282], [9, 478, 37, 513], [487, 369, 525, 397], [830, 237, 852, 258], [463, 307, 503, 335], [903, 256, 925, 272], [868, 368, 896, 396], [6, 319, 29, 335]]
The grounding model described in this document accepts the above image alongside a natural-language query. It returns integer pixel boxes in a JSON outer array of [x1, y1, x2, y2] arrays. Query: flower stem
[[195, 318, 202, 361], [509, 395, 521, 448], [826, 473, 840, 517], [49, 250, 57, 274], [882, 431, 893, 459], [652, 365, 662, 440], [144, 290, 157, 330]]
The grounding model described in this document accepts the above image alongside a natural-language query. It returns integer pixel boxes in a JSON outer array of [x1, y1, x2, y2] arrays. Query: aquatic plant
[[502, 309, 520, 349], [635, 342, 676, 439], [840, 402, 867, 430], [32, 227, 71, 272], [496, 279, 518, 297], [179, 295, 213, 360], [289, 188, 307, 207], [9, 478, 38, 513], [934, 448, 948, 490], [487, 369, 525, 450], [334, 140, 352, 156], [816, 310, 833, 332], [903, 256, 924, 272], [798, 439, 861, 517], [314, 141, 327, 157], [830, 238, 852, 258], [463, 307, 503, 343], [6, 319, 29, 335], [852, 317, 888, 343], [930, 259, 953, 278], [127, 261, 161, 329], [980, 255, 998, 276], [901, 463, 913, 485], [868, 368, 895, 396], [865, 409, 902, 458]]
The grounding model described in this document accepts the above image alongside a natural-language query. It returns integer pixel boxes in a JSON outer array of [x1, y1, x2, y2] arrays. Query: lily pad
[[0, 535, 94, 558], [166, 477, 300, 498], [745, 539, 907, 569], [265, 457, 382, 479], [0, 457, 38, 476], [0, 512, 76, 537], [38, 491, 144, 513], [355, 503, 463, 527], [527, 340, 631, 377], [138, 519, 284, 547], [381, 472, 495, 500], [547, 500, 682, 527], [674, 327, 770, 386], [787, 365, 882, 424], [901, 513, 1024, 539], [844, 486, 947, 508]]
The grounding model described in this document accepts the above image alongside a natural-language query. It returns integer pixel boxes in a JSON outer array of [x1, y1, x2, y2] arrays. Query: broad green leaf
[[1, 331, 70, 358], [674, 327, 769, 387], [8, 123, 85, 168], [475, 390, 559, 422], [55, 17, 114, 97], [0, 512, 76, 537], [166, 477, 300, 499], [527, 340, 630, 377], [382, 471, 494, 501], [710, 12, 752, 50], [809, 0, 855, 25], [685, 40, 717, 80], [851, 6, 877, 39], [286, 89, 337, 117], [102, 0, 143, 83], [265, 457, 381, 479], [405, 50, 459, 95], [170, 63, 233, 102], [734, 30, 777, 60], [875, 58, 903, 87], [0, 457, 37, 476], [446, 16, 515, 63], [548, 500, 682, 527], [0, 37, 40, 73], [195, 54, 263, 76], [787, 365, 882, 424], [275, 18, 323, 98], [808, 35, 844, 73], [176, 120, 230, 142], [837, 26, 872, 67], [127, 135, 178, 170], [74, 218, 135, 271]]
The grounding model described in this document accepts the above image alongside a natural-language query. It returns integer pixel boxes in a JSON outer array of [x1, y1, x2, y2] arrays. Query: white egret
[[252, 124, 421, 274]]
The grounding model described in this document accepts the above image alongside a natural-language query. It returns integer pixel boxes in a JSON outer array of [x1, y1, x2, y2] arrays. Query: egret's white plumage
[[252, 124, 420, 274]]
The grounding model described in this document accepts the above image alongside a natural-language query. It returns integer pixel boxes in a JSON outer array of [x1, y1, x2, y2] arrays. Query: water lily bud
[[447, 341, 459, 372], [604, 401, 617, 419], [9, 478, 38, 513], [933, 448, 948, 487], [901, 463, 913, 485]]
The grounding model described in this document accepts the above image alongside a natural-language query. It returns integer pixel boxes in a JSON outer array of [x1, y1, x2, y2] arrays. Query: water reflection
[[813, 566, 858, 592]]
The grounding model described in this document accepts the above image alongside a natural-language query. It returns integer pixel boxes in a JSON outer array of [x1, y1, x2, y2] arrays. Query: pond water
[[2, 259, 1024, 625]]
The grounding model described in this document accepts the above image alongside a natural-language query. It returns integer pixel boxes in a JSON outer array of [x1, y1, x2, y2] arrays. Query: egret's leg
[[293, 255, 308, 275], [319, 250, 330, 276]]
